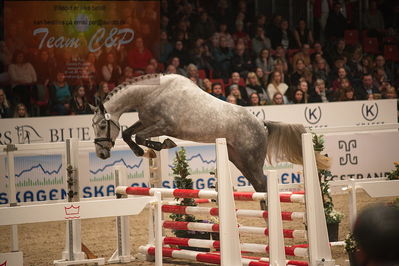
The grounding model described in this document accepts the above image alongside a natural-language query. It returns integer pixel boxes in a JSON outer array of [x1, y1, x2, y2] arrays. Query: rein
[[94, 104, 119, 150]]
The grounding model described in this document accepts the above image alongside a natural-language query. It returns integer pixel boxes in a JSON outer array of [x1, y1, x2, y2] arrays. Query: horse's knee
[[122, 130, 131, 142]]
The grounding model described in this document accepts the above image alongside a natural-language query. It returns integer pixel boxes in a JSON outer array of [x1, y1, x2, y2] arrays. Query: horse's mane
[[104, 73, 167, 103]]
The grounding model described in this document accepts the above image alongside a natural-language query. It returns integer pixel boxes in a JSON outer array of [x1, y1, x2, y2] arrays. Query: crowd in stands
[[0, 0, 398, 119]]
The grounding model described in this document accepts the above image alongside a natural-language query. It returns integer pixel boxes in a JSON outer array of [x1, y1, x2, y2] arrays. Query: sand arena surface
[[0, 192, 396, 266]]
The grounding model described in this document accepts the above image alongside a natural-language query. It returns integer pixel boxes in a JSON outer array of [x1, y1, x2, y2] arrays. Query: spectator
[[267, 71, 289, 104], [101, 52, 122, 86], [360, 55, 374, 76], [347, 45, 364, 83], [248, 92, 261, 106], [231, 43, 253, 78], [290, 59, 312, 89], [252, 26, 272, 56], [166, 64, 177, 74], [290, 88, 306, 104], [160, 31, 173, 64], [364, 1, 385, 34], [213, 36, 233, 79], [327, 39, 349, 67], [228, 84, 247, 106], [145, 64, 156, 74], [245, 72, 268, 105], [313, 58, 331, 87], [127, 37, 153, 72], [331, 67, 351, 94], [339, 85, 356, 101], [383, 84, 397, 99], [374, 55, 393, 81], [298, 79, 310, 103], [169, 57, 187, 76], [293, 19, 314, 48], [14, 103, 29, 118], [292, 43, 312, 71], [49, 71, 71, 115], [149, 58, 162, 73], [0, 88, 11, 118], [272, 92, 285, 105], [33, 49, 55, 90], [255, 67, 268, 85], [94, 81, 110, 107], [309, 79, 332, 103], [325, 2, 348, 40], [214, 22, 235, 48], [273, 19, 296, 50], [203, 78, 213, 93], [169, 40, 190, 67], [352, 204, 399, 266], [186, 64, 204, 89], [193, 11, 216, 40], [210, 82, 226, 101], [256, 48, 274, 82], [8, 50, 37, 109], [84, 52, 99, 82], [70, 86, 93, 115], [227, 95, 237, 104], [226, 72, 248, 101], [312, 0, 332, 42], [120, 66, 134, 83], [355, 74, 379, 100], [191, 42, 214, 74], [232, 21, 251, 49]]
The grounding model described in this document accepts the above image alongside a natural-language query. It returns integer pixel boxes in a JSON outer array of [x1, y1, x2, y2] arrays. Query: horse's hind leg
[[122, 121, 145, 156]]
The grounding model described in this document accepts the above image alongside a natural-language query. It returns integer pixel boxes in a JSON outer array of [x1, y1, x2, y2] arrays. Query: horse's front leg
[[134, 124, 177, 151], [122, 121, 145, 157]]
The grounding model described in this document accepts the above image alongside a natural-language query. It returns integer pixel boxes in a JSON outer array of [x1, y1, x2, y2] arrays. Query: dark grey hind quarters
[[162, 138, 177, 149]]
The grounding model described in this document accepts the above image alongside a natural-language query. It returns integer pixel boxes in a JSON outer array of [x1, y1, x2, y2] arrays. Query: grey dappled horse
[[91, 74, 328, 192]]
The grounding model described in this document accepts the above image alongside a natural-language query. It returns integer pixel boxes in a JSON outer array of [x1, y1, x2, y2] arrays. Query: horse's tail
[[264, 121, 330, 170]]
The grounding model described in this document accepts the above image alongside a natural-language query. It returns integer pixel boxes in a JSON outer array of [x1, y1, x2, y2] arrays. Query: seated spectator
[[0, 88, 11, 118], [49, 71, 71, 115], [290, 88, 306, 104], [273, 46, 289, 72], [127, 37, 153, 72], [267, 71, 289, 104], [290, 59, 312, 90], [232, 21, 251, 49], [255, 67, 268, 85], [337, 78, 354, 100], [101, 52, 122, 86], [160, 31, 173, 64], [33, 49, 56, 90], [213, 22, 235, 49], [352, 204, 399, 266], [313, 58, 331, 87], [166, 64, 177, 74], [228, 84, 247, 106], [231, 43, 253, 78], [248, 92, 261, 106], [212, 36, 233, 79], [272, 19, 295, 50], [383, 84, 397, 99], [8, 50, 37, 109], [374, 54, 393, 81], [355, 74, 379, 100], [210, 82, 226, 101], [292, 43, 312, 71], [94, 81, 110, 107], [120, 66, 134, 83], [360, 55, 374, 76], [373, 68, 388, 89], [13, 103, 29, 118], [327, 39, 349, 66], [273, 58, 289, 83], [325, 2, 348, 40], [70, 86, 93, 115], [347, 45, 364, 83], [202, 78, 212, 93], [298, 79, 310, 103], [169, 41, 190, 67], [186, 64, 204, 89], [252, 26, 271, 56], [83, 52, 99, 81], [309, 79, 332, 103], [169, 57, 187, 76], [246, 72, 268, 105], [227, 95, 237, 104], [191, 43, 214, 74], [272, 92, 285, 105], [339, 86, 356, 101], [225, 72, 248, 100], [145, 64, 156, 74], [192, 11, 216, 40], [312, 42, 325, 59], [331, 67, 351, 94], [293, 19, 314, 48], [256, 48, 274, 82]]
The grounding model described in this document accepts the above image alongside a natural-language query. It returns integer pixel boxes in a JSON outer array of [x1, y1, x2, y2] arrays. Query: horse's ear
[[89, 104, 96, 112]]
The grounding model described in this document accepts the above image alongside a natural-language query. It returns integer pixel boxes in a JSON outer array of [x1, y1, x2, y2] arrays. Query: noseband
[[94, 105, 119, 150]]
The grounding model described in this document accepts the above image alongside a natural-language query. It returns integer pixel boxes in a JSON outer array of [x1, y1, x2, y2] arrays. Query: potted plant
[[344, 233, 358, 266], [313, 134, 344, 242], [387, 162, 399, 180], [169, 147, 211, 251]]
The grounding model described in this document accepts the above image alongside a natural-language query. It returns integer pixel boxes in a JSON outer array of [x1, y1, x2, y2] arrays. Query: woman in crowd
[[309, 79, 331, 103], [70, 86, 92, 115], [186, 64, 204, 89], [0, 88, 11, 118], [8, 50, 37, 108], [267, 71, 289, 104], [293, 19, 314, 48], [312, 58, 330, 87], [339, 87, 356, 101], [255, 48, 274, 82], [272, 92, 285, 105], [245, 72, 268, 105], [94, 81, 110, 107], [101, 52, 122, 86], [228, 84, 247, 106], [248, 92, 261, 106], [291, 88, 305, 104], [13, 103, 29, 118], [49, 71, 71, 115]]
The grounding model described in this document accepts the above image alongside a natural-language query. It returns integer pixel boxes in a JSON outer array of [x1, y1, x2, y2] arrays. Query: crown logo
[[64, 204, 80, 219]]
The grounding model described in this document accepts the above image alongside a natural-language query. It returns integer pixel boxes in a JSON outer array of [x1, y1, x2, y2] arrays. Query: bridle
[[93, 104, 119, 150]]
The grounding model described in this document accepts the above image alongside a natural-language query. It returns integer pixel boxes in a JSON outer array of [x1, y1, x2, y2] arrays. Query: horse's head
[[91, 103, 120, 159]]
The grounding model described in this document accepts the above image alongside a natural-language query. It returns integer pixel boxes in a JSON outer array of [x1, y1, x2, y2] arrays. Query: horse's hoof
[[143, 149, 157, 158], [162, 138, 177, 149]]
